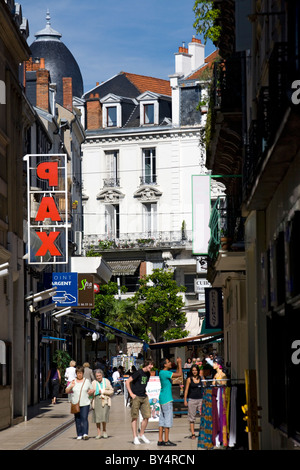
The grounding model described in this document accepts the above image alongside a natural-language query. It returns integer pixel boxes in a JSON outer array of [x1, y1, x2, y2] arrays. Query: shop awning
[[106, 260, 141, 276], [41, 336, 66, 342], [67, 310, 149, 350], [148, 330, 223, 350]]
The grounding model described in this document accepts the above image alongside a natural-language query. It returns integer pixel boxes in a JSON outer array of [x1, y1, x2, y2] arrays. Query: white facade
[[82, 128, 201, 246], [81, 39, 217, 338]]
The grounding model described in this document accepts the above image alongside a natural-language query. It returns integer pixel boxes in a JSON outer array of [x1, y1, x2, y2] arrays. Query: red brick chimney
[[36, 68, 50, 111], [86, 93, 102, 130], [63, 77, 73, 111]]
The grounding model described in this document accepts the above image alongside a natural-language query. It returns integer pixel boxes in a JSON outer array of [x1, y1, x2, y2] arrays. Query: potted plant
[[53, 349, 71, 395], [220, 228, 231, 250]]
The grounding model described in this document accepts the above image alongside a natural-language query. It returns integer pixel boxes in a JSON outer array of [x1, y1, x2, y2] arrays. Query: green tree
[[133, 269, 188, 342], [91, 281, 145, 339], [193, 0, 221, 44]]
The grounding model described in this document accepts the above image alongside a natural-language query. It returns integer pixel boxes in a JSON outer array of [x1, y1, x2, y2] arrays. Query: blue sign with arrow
[[51, 272, 78, 307]]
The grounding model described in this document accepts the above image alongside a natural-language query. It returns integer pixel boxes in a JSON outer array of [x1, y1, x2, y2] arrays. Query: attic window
[[144, 104, 154, 124], [107, 107, 117, 127]]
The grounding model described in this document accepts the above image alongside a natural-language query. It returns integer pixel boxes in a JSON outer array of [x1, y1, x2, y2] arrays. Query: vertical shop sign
[[78, 274, 95, 308], [192, 175, 211, 255], [24, 154, 68, 264], [204, 287, 223, 330]]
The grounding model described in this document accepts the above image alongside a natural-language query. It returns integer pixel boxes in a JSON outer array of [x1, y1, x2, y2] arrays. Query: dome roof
[[29, 11, 84, 105]]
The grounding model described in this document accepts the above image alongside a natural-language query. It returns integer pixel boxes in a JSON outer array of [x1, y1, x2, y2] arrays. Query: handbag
[[70, 379, 85, 414]]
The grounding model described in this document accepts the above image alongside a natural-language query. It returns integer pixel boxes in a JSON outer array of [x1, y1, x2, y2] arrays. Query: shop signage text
[[24, 154, 68, 264]]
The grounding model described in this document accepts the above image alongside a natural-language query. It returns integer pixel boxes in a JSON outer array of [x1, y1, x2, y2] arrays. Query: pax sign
[[24, 154, 68, 264]]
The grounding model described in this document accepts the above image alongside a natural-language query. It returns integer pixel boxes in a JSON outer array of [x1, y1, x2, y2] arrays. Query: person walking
[[126, 359, 154, 445], [184, 364, 204, 439], [83, 362, 95, 382], [45, 362, 61, 404], [112, 367, 122, 394], [64, 360, 77, 402], [65, 365, 94, 440], [91, 369, 114, 439], [157, 357, 182, 446], [65, 360, 76, 385]]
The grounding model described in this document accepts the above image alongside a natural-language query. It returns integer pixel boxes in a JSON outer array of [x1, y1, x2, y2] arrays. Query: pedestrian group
[[48, 354, 226, 444]]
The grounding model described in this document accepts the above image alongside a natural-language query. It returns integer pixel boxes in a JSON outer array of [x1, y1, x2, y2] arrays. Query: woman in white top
[[65, 360, 77, 402], [91, 369, 114, 438], [65, 360, 76, 386], [65, 365, 94, 440]]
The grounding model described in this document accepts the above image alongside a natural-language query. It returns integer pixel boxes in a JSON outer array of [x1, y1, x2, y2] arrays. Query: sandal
[[191, 434, 196, 439]]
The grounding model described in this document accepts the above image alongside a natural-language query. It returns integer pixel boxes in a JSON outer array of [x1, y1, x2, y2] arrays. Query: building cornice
[[84, 126, 201, 145]]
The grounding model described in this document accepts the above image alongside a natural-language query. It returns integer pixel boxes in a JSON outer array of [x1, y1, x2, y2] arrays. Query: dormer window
[[137, 91, 160, 126], [101, 94, 122, 128], [107, 106, 117, 127], [144, 104, 154, 124]]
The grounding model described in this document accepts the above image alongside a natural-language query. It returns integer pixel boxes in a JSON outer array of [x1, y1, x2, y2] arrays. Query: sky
[[20, 0, 215, 94]]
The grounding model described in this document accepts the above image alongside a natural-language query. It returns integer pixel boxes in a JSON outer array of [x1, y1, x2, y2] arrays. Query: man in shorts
[[158, 357, 182, 446], [126, 359, 154, 445]]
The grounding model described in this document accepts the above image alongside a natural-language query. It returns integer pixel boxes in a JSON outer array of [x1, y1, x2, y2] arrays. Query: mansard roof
[[84, 71, 172, 130], [83, 71, 171, 101]]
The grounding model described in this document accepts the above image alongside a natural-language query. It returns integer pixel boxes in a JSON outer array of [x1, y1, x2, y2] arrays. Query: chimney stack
[[63, 77, 73, 111], [36, 68, 50, 111], [175, 37, 205, 77], [86, 93, 102, 130], [188, 36, 205, 72]]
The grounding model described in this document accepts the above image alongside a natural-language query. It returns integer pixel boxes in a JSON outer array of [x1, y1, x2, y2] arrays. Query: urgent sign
[[24, 154, 68, 264]]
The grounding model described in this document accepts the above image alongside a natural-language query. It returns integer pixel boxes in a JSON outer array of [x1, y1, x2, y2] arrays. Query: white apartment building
[[80, 38, 221, 337]]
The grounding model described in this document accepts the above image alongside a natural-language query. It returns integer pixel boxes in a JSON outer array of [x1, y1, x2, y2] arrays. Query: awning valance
[[67, 310, 149, 350], [107, 260, 141, 276], [148, 331, 223, 350], [41, 336, 66, 342]]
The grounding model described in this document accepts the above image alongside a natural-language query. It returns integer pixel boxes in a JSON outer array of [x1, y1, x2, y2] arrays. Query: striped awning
[[106, 260, 141, 276]]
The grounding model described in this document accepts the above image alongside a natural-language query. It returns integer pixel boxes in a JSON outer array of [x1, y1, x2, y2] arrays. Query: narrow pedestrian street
[[0, 394, 199, 452]]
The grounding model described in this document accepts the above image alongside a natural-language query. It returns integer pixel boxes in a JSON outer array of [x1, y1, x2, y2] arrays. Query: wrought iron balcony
[[208, 197, 245, 263], [83, 230, 192, 253], [211, 56, 242, 113], [103, 177, 120, 188], [139, 175, 157, 186]]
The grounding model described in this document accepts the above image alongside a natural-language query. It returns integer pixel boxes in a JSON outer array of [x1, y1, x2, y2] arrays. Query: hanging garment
[[212, 386, 219, 446], [198, 387, 214, 449], [221, 386, 228, 447], [229, 386, 237, 447]]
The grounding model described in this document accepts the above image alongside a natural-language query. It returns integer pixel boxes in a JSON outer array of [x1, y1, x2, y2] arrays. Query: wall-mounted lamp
[[52, 307, 72, 318], [25, 287, 57, 304], [0, 262, 9, 278]]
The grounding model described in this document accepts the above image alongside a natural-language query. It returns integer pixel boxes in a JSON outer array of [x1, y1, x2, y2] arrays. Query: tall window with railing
[[105, 204, 120, 239], [104, 150, 119, 187], [142, 148, 156, 185], [143, 202, 157, 236]]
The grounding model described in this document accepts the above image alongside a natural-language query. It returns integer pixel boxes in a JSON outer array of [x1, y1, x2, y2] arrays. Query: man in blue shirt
[[158, 357, 182, 446]]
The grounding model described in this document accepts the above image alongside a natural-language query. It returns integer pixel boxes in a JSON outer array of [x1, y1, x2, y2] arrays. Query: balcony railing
[[208, 197, 245, 262], [103, 177, 120, 188], [208, 198, 227, 260], [212, 56, 243, 113], [139, 175, 157, 185], [83, 230, 192, 253]]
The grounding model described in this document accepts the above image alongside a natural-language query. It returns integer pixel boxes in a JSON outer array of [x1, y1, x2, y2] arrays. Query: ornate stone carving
[[134, 186, 162, 202], [97, 188, 125, 203]]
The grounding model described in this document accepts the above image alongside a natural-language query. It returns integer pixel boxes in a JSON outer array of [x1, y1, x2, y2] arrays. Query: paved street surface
[[0, 394, 199, 452]]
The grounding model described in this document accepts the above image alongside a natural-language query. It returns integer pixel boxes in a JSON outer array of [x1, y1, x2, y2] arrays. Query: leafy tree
[[91, 281, 145, 339], [133, 269, 188, 342], [193, 0, 221, 44]]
